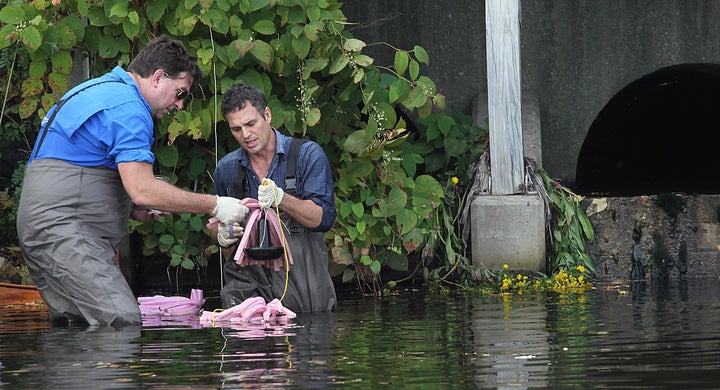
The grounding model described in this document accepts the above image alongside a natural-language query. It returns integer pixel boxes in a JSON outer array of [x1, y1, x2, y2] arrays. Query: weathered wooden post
[[486, 0, 524, 195], [471, 0, 546, 272]]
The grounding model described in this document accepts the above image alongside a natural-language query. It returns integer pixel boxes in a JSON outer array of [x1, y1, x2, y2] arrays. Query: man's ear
[[151, 69, 165, 86]]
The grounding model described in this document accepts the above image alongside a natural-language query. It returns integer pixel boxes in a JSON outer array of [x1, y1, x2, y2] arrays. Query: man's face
[[149, 71, 191, 119], [225, 103, 273, 155]]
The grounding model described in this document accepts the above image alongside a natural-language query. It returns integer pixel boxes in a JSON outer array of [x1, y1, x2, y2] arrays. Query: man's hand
[[258, 178, 284, 210], [218, 222, 243, 247], [131, 202, 165, 222], [211, 196, 249, 224]]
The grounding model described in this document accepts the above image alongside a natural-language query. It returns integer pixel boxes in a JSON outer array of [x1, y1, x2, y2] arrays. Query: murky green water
[[3, 279, 720, 388]]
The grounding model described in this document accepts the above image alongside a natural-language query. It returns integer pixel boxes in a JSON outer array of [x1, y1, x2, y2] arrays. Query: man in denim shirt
[[211, 83, 337, 312]]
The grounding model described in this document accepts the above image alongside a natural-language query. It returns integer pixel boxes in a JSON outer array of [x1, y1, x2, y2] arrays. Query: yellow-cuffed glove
[[258, 178, 284, 210]]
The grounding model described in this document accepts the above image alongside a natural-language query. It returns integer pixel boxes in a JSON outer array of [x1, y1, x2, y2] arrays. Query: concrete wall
[[342, 1, 720, 185]]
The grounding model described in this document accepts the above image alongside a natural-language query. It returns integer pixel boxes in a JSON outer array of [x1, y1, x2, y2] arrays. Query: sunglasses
[[164, 72, 189, 101]]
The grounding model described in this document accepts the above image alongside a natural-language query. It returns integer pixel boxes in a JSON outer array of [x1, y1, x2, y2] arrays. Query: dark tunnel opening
[[575, 63, 720, 196]]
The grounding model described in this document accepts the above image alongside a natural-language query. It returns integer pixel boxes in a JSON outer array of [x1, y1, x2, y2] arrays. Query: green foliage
[[1, 0, 482, 289], [539, 168, 595, 276], [0, 39, 34, 247]]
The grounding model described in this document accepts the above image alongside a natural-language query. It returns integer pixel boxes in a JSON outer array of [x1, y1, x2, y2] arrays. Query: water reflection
[[4, 281, 720, 388], [38, 326, 141, 388], [471, 294, 551, 388]]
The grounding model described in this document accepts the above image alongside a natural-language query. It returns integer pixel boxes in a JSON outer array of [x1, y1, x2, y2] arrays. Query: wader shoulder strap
[[284, 138, 307, 195], [232, 137, 307, 198], [31, 80, 121, 160]]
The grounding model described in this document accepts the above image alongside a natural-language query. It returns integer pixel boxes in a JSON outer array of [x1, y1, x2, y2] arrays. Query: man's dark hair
[[127, 35, 202, 86], [221, 83, 267, 118]]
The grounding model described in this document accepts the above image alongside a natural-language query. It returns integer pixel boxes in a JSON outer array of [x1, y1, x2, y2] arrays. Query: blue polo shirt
[[28, 66, 155, 169], [213, 130, 337, 232]]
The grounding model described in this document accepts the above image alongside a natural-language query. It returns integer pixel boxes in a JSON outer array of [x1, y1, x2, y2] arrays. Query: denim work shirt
[[213, 129, 336, 232]]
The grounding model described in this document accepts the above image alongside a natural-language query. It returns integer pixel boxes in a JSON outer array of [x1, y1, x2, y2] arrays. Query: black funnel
[[244, 210, 284, 260]]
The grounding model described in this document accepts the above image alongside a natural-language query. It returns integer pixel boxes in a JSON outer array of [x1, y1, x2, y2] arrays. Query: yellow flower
[[503, 264, 509, 270], [576, 265, 586, 273], [451, 176, 459, 185]]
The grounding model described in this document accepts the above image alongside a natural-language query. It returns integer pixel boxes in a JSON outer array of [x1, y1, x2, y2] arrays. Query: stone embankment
[[584, 194, 720, 282]]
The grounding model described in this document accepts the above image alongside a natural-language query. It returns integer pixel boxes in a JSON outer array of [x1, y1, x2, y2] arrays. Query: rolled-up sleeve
[[297, 143, 336, 232]]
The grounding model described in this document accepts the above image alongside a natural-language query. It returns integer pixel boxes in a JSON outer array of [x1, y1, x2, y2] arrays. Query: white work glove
[[258, 178, 284, 210], [211, 196, 249, 224], [218, 222, 244, 247]]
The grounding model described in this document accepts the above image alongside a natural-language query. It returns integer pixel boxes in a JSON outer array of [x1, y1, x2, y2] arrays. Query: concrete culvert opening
[[576, 63, 720, 196]]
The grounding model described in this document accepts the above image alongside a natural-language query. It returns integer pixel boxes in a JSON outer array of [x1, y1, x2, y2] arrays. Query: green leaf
[[351, 202, 364, 219], [397, 209, 417, 235], [0, 6, 25, 25], [305, 107, 321, 126], [128, 10, 140, 24], [409, 59, 420, 80], [155, 145, 179, 167], [0, 25, 15, 50], [200, 9, 229, 33], [19, 98, 37, 119], [47, 72, 68, 96], [343, 129, 372, 154], [329, 54, 349, 74], [303, 58, 328, 74], [304, 22, 321, 41], [342, 38, 366, 52], [169, 254, 182, 267], [445, 235, 456, 264], [394, 51, 409, 75], [437, 114, 456, 135], [253, 20, 276, 35], [189, 156, 206, 178], [403, 227, 425, 253], [403, 86, 427, 109], [307, 6, 321, 22], [234, 38, 252, 58], [20, 26, 42, 51], [196, 47, 214, 65], [109, 2, 129, 19], [123, 18, 142, 39], [338, 201, 352, 219], [389, 79, 411, 104], [369, 260, 381, 274], [401, 153, 423, 178], [57, 14, 84, 41], [28, 61, 47, 77], [159, 234, 175, 246], [292, 35, 310, 59], [181, 257, 195, 270], [413, 175, 444, 201], [341, 268, 355, 283], [147, 1, 168, 23], [249, 40, 273, 69], [414, 45, 429, 64], [379, 186, 408, 217], [386, 251, 408, 272], [344, 159, 374, 178], [49, 50, 72, 75], [21, 76, 43, 98], [360, 255, 373, 265], [189, 215, 205, 232], [0, 2, 25, 25], [354, 54, 373, 67], [577, 211, 595, 240]]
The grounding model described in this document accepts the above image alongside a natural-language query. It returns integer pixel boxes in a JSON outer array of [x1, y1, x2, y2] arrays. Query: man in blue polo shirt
[[17, 36, 249, 326]]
